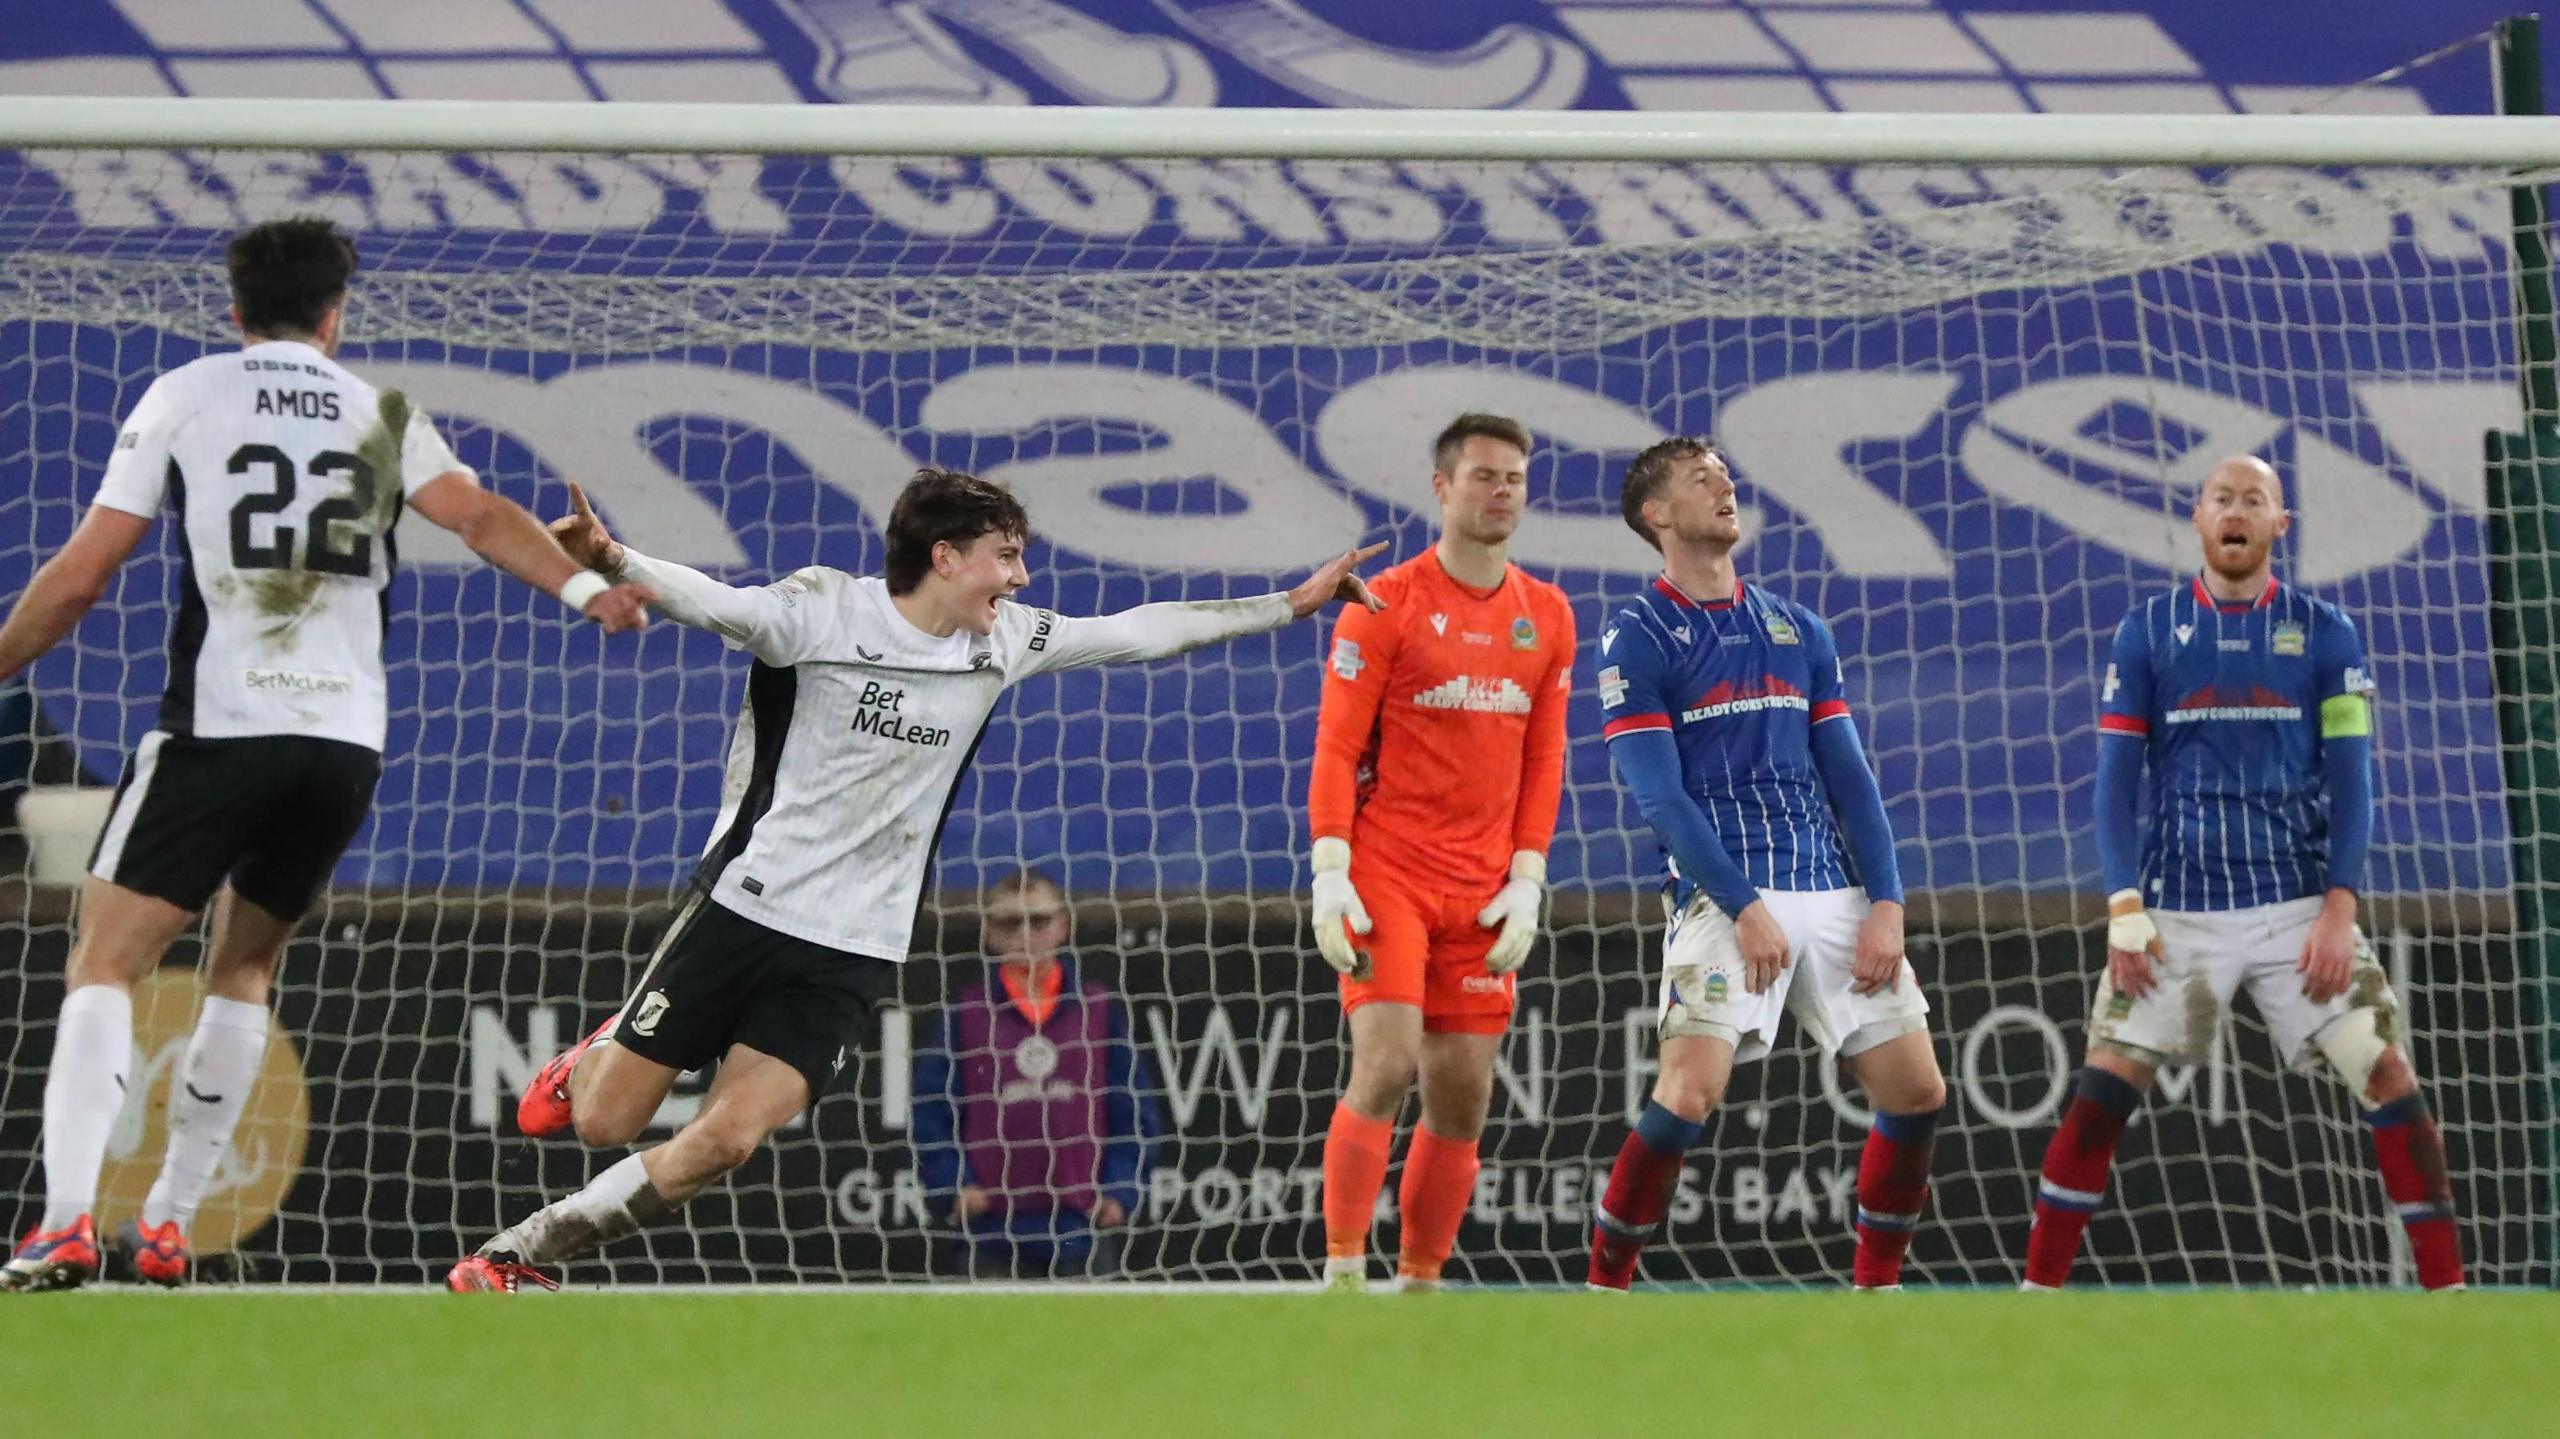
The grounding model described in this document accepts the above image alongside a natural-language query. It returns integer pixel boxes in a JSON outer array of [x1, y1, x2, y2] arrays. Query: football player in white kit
[[0, 218, 652, 1291], [448, 470, 1383, 1290]]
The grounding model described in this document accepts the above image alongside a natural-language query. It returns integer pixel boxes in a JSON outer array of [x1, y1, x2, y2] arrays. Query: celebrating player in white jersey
[[0, 218, 651, 1292], [446, 470, 1383, 1291], [2021, 456, 2465, 1290], [1587, 438, 1946, 1291]]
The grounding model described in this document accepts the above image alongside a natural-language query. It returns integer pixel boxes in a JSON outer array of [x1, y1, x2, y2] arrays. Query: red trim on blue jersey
[[1603, 714, 1673, 740], [1811, 700, 1850, 724], [1652, 574, 1744, 610], [2190, 574, 2280, 613], [2098, 713, 2149, 736]]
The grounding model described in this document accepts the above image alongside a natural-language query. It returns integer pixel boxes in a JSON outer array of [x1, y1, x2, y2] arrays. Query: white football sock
[[142, 996, 270, 1231], [40, 985, 133, 1230], [485, 1153, 671, 1265]]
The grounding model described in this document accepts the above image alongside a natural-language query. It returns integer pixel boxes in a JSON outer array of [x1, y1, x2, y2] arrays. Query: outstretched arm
[[1018, 541, 1387, 676], [0, 506, 153, 683], [410, 474, 651, 633], [548, 482, 825, 663], [1023, 593, 1298, 672]]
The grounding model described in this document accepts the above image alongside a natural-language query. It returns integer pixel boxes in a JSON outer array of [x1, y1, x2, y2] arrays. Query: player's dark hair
[[1620, 436, 1720, 552], [226, 216, 359, 338], [1431, 412, 1532, 474], [883, 468, 1030, 595]]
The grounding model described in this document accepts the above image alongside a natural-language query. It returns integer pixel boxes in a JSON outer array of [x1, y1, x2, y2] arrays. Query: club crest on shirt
[[1013, 1034, 1059, 1081], [1764, 614, 1799, 646], [1511, 616, 1538, 650], [1330, 638, 1364, 681], [2272, 622, 2306, 656]]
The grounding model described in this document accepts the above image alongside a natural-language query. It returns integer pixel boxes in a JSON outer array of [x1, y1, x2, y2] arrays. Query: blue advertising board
[[0, 3, 2534, 901]]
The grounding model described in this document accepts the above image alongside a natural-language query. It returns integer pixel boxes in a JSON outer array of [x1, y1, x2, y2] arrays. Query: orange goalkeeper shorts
[[1337, 861, 1515, 1034]]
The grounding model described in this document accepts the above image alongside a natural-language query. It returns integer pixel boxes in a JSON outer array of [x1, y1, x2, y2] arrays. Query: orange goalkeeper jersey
[[1307, 551, 1576, 892]]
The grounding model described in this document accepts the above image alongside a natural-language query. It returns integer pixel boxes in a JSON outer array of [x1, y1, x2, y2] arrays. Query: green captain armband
[[2320, 692, 2371, 739]]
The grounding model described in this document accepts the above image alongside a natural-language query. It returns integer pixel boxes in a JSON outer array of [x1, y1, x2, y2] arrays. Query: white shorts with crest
[[1656, 886, 1929, 1064]]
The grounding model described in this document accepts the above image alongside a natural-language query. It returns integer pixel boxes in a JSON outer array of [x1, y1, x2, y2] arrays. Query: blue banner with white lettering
[[0, 3, 2532, 901]]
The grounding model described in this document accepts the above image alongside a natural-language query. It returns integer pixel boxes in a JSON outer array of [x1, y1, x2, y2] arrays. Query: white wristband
[[558, 571, 610, 614]]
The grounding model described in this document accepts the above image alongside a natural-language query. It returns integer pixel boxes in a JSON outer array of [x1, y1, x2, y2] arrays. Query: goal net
[[0, 127, 2552, 1287]]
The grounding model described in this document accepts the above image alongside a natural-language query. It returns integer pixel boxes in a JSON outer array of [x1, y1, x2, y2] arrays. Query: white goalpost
[[0, 98, 2552, 1288]]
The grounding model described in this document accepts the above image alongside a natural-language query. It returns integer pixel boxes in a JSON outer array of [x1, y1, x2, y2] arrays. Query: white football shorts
[[1656, 886, 1930, 1063], [2086, 894, 2398, 1070]]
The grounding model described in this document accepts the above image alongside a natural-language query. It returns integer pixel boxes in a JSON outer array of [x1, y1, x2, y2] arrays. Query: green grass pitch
[[3, 1289, 2545, 1437]]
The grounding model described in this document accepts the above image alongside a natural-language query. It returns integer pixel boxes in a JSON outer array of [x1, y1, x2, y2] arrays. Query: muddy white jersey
[[614, 553, 1293, 961], [90, 339, 475, 750]]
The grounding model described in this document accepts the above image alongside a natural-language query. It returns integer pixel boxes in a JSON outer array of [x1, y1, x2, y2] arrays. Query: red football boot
[[517, 1015, 615, 1137], [445, 1254, 560, 1293], [0, 1215, 102, 1293], [112, 1218, 190, 1287]]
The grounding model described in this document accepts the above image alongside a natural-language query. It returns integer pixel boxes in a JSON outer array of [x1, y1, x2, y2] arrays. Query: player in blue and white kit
[[2021, 455, 2464, 1290], [1586, 437, 1945, 1291]]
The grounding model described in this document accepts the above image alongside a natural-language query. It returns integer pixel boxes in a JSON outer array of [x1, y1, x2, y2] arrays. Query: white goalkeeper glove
[[1309, 837, 1373, 979], [1478, 850, 1547, 976], [2106, 888, 2163, 957]]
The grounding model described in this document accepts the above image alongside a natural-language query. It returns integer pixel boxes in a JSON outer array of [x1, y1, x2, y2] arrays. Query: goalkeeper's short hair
[[1431, 412, 1532, 473], [884, 467, 1031, 594]]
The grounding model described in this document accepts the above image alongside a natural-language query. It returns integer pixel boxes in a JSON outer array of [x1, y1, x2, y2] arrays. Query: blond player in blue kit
[[2021, 455, 2464, 1291]]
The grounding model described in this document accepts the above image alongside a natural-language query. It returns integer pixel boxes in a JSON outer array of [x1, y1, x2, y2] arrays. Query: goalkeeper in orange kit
[[1306, 412, 1574, 1291]]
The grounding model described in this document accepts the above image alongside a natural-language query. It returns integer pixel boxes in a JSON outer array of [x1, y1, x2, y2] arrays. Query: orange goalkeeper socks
[[1322, 1104, 1393, 1260], [1395, 1126, 1479, 1283]]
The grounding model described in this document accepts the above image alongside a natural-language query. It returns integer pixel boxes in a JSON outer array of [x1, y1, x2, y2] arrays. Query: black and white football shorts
[[87, 729, 380, 919], [609, 893, 898, 1100]]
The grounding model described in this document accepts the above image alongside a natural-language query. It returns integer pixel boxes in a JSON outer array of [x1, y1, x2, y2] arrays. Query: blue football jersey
[[1596, 576, 1855, 902], [2101, 576, 2375, 911]]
